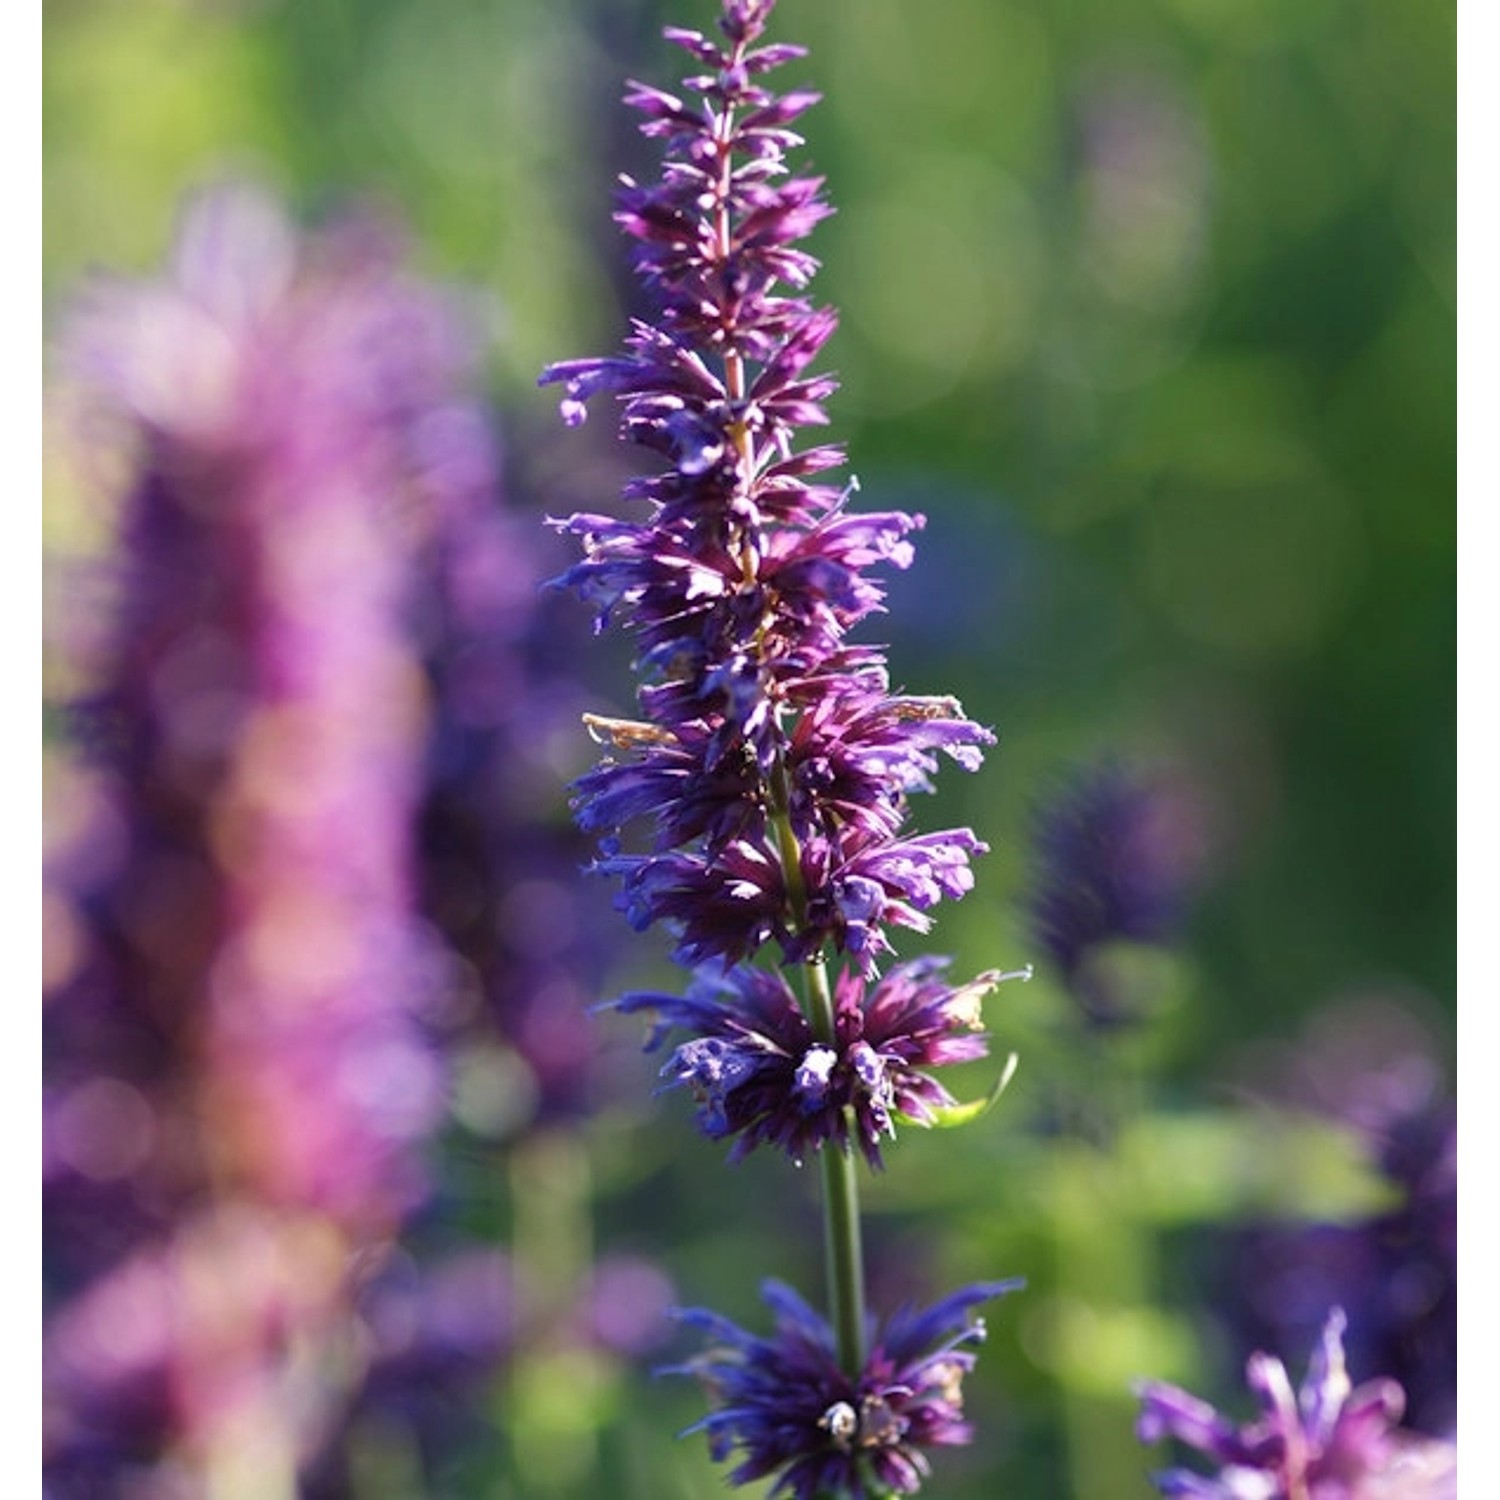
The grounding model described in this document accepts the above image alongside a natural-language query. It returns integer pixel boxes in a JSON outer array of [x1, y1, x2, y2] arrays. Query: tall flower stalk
[[541, 1, 1025, 1490]]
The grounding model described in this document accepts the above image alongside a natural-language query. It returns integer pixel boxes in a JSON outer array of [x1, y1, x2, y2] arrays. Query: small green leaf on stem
[[905, 1052, 1020, 1130]]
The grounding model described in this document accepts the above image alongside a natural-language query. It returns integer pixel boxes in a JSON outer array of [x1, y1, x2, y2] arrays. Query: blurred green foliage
[[45, 0, 1453, 1495]]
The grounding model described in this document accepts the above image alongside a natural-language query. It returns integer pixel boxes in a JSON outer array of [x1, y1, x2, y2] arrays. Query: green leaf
[[901, 1051, 1019, 1130]]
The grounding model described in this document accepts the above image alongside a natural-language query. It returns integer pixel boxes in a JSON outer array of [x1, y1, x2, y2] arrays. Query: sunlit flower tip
[[927, 963, 1033, 1031], [542, 0, 998, 979], [667, 1278, 1022, 1499], [609, 957, 1021, 1166], [1136, 1308, 1458, 1500]]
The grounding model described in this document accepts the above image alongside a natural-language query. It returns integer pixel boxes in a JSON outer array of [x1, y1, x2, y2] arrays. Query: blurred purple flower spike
[[1219, 999, 1456, 1439], [1026, 759, 1207, 1027], [52, 180, 484, 1228], [44, 180, 506, 1491]]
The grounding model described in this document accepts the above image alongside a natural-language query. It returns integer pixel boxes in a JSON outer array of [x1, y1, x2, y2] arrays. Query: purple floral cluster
[[611, 957, 1012, 1168], [540, 1, 1023, 1493], [1137, 1308, 1457, 1498], [50, 181, 470, 1232], [1216, 1001, 1457, 1440], [671, 1279, 1022, 1500], [539, 0, 1021, 1172]]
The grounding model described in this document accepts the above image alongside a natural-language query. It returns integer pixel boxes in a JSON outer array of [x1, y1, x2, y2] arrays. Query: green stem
[[770, 775, 865, 1375], [729, 20, 863, 1360], [769, 791, 809, 931], [802, 955, 866, 1374]]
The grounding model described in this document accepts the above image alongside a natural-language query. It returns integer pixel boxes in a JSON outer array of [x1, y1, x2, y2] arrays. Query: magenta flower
[[52, 181, 476, 1231], [1136, 1308, 1457, 1499], [670, 1278, 1022, 1500]]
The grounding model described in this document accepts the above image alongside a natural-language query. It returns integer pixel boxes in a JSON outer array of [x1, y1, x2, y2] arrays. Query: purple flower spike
[[610, 957, 1025, 1166], [541, 0, 994, 974], [540, 4, 1029, 1487], [1136, 1308, 1458, 1499], [668, 1278, 1022, 1499]]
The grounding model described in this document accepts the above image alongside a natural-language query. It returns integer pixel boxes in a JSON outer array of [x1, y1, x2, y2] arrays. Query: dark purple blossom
[[670, 1278, 1021, 1499], [1026, 759, 1207, 1027], [600, 815, 989, 975], [540, 0, 992, 975], [1136, 1308, 1457, 1499], [611, 957, 1025, 1165]]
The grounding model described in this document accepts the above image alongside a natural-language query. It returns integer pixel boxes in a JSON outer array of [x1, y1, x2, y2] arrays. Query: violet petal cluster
[[541, 0, 992, 977], [1136, 1308, 1457, 1499], [612, 957, 1018, 1166], [670, 1278, 1021, 1500]]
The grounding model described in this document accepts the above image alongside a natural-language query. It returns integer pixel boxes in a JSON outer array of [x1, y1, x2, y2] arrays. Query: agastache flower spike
[[540, 1, 1024, 1490]]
